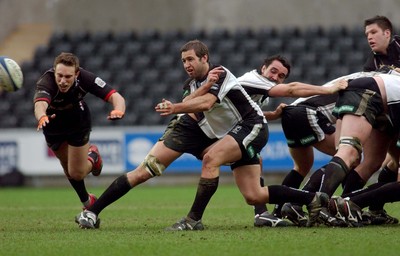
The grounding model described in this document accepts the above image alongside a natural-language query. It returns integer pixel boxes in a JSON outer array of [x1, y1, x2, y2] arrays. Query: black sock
[[188, 177, 219, 221], [320, 156, 349, 196], [89, 174, 132, 215], [351, 182, 400, 209], [282, 169, 305, 188], [342, 182, 384, 198], [378, 166, 397, 183], [254, 176, 268, 215], [68, 178, 89, 203], [302, 166, 326, 192], [273, 170, 304, 216], [341, 169, 366, 195], [268, 185, 314, 206]]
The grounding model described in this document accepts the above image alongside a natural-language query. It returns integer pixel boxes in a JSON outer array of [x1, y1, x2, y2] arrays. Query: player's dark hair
[[260, 54, 291, 78], [180, 40, 210, 62], [54, 52, 80, 72], [364, 15, 393, 36]]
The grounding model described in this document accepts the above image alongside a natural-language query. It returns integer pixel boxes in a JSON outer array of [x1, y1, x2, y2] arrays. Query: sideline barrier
[[0, 125, 331, 175]]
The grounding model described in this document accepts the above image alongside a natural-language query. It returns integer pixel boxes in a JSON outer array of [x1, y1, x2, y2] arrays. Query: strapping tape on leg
[[141, 154, 166, 177], [338, 136, 362, 156]]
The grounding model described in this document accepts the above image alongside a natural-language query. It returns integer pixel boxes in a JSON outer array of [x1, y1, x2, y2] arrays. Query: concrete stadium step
[[0, 23, 52, 64]]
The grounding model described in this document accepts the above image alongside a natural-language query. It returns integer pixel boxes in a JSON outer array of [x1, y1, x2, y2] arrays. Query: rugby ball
[[0, 56, 23, 92]]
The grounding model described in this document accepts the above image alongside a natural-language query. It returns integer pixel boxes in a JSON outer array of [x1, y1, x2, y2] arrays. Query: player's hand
[[331, 79, 348, 92], [37, 114, 56, 131], [155, 99, 175, 116], [108, 110, 124, 120], [207, 66, 225, 84]]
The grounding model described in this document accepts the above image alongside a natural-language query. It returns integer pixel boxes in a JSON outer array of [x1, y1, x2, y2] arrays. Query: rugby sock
[[282, 169, 305, 188], [302, 166, 326, 192], [350, 182, 400, 209], [68, 178, 89, 203], [188, 177, 219, 221], [268, 185, 314, 206], [89, 174, 132, 215], [342, 182, 384, 198], [273, 169, 304, 216], [377, 165, 398, 183], [319, 156, 349, 196], [254, 176, 268, 215], [341, 169, 366, 195]]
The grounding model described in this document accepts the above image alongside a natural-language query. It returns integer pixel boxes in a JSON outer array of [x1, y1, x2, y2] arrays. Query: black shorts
[[162, 114, 218, 159], [229, 122, 269, 169], [43, 105, 92, 151], [281, 105, 335, 148], [44, 128, 91, 151], [333, 77, 390, 131]]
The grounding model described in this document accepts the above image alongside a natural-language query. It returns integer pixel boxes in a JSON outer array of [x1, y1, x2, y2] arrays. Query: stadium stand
[[1, 26, 368, 128]]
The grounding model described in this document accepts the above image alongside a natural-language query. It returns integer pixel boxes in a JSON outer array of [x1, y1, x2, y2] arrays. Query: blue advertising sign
[[0, 141, 18, 173], [124, 130, 331, 173]]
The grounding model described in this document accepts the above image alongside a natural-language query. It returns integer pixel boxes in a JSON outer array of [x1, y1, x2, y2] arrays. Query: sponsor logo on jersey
[[95, 77, 106, 88]]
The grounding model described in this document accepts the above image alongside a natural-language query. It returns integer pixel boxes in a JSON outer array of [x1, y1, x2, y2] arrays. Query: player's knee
[[242, 192, 262, 205], [68, 170, 85, 180], [141, 154, 166, 177]]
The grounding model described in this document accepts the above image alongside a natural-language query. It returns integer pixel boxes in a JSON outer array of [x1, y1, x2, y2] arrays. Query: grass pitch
[[1, 185, 400, 256]]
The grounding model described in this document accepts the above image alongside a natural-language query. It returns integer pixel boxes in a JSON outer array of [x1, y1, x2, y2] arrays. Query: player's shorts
[[332, 77, 391, 132], [229, 122, 269, 169], [163, 114, 218, 159], [44, 128, 91, 151], [281, 105, 335, 148], [42, 105, 92, 151]]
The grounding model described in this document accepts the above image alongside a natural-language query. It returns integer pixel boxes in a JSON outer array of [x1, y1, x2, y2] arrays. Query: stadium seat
[[294, 52, 318, 68], [48, 31, 69, 46], [75, 42, 96, 59], [327, 66, 351, 80], [68, 31, 91, 46], [83, 56, 106, 72], [97, 41, 120, 59], [318, 51, 341, 68], [255, 27, 279, 41], [237, 39, 259, 55], [308, 37, 331, 55], [332, 36, 354, 52], [259, 38, 283, 55], [107, 55, 130, 72], [113, 30, 138, 44], [90, 31, 113, 45], [144, 40, 167, 56], [0, 101, 11, 112], [303, 26, 325, 39], [51, 42, 74, 55], [183, 29, 206, 41], [131, 55, 152, 71], [163, 29, 185, 42], [215, 40, 237, 58]]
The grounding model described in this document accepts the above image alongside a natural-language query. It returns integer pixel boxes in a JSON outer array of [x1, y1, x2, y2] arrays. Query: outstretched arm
[[107, 92, 126, 120], [34, 101, 55, 131], [268, 80, 348, 98], [156, 93, 217, 116], [264, 103, 287, 121]]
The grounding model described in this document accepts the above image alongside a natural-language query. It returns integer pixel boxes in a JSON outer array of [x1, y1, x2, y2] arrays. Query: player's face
[[54, 63, 78, 93], [261, 60, 288, 83], [365, 23, 391, 54], [181, 49, 208, 79]]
